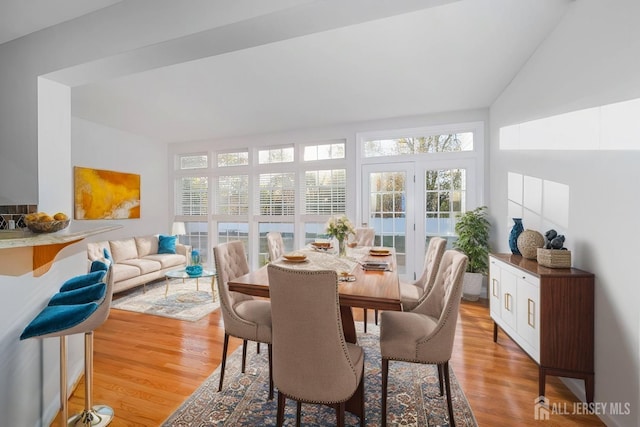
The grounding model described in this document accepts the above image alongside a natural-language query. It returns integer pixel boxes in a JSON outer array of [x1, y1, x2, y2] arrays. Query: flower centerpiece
[[325, 215, 355, 257]]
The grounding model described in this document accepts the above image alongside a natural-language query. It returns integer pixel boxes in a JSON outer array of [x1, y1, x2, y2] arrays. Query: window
[[303, 169, 346, 214], [425, 168, 466, 237], [258, 147, 294, 164], [216, 175, 249, 215], [176, 177, 208, 216], [179, 154, 208, 169], [363, 133, 473, 157], [304, 141, 345, 161], [217, 222, 249, 249], [258, 223, 294, 265], [259, 173, 296, 215], [179, 221, 209, 265], [217, 150, 249, 167]]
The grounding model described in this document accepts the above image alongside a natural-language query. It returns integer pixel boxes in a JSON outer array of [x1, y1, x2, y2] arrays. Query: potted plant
[[453, 206, 490, 301]]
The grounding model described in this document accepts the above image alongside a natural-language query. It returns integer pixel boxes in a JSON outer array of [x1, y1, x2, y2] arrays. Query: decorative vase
[[338, 238, 347, 257], [517, 229, 545, 259], [191, 250, 201, 266], [509, 218, 524, 255]]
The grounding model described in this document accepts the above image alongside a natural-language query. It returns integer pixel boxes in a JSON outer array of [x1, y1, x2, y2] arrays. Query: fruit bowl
[[25, 219, 70, 234]]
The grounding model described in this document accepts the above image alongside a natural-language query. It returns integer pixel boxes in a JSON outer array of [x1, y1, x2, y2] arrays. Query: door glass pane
[[368, 171, 407, 275], [424, 168, 466, 247]]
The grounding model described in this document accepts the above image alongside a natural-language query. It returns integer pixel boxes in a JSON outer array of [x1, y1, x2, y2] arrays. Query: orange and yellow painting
[[74, 167, 141, 219]]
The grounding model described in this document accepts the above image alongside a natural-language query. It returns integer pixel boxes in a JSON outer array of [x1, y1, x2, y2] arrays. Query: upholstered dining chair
[[267, 264, 365, 427], [266, 231, 285, 262], [380, 250, 468, 427], [213, 241, 273, 399], [400, 236, 447, 311], [353, 227, 377, 331], [368, 236, 446, 332], [352, 227, 375, 247]]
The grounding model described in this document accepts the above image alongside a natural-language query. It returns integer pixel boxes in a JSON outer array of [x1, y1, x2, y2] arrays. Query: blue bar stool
[[21, 261, 114, 427]]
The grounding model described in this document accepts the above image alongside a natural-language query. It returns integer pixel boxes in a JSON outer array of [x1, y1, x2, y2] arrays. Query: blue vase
[[509, 218, 523, 255]]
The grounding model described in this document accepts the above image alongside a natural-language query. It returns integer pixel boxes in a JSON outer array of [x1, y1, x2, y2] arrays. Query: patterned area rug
[[110, 279, 219, 322], [162, 324, 477, 426]]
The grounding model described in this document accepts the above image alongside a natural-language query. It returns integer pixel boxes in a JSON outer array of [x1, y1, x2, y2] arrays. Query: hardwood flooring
[[52, 298, 605, 426]]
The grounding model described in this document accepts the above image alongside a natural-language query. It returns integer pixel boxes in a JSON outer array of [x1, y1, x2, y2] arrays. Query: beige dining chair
[[353, 227, 375, 247], [266, 231, 285, 262], [213, 241, 273, 399], [380, 249, 468, 427], [400, 236, 447, 311], [353, 227, 377, 332], [368, 237, 446, 332], [267, 264, 365, 427]]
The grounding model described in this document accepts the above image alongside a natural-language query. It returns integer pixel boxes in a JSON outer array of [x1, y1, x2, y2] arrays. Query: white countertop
[[0, 223, 122, 249]]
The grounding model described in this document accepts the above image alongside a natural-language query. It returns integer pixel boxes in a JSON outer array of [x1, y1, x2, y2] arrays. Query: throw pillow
[[158, 234, 177, 254]]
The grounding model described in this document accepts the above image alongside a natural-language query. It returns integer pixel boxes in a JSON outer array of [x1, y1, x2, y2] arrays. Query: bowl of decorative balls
[[24, 212, 70, 233]]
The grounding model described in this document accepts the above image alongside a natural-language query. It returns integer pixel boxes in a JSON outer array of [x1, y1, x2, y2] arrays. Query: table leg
[[211, 276, 217, 302], [196, 278, 200, 291], [165, 277, 169, 298], [340, 306, 357, 343]]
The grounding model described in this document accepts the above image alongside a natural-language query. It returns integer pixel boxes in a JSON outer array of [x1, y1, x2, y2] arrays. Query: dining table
[[227, 245, 402, 343]]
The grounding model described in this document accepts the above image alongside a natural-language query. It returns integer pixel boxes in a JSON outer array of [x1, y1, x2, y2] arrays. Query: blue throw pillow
[[59, 270, 106, 292], [158, 234, 177, 254]]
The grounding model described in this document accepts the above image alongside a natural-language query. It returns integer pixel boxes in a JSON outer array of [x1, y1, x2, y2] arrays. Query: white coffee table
[[164, 268, 217, 301]]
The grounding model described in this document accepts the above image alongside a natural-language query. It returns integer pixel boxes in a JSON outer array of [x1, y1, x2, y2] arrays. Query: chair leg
[[257, 342, 261, 354], [375, 309, 379, 325], [68, 331, 114, 427], [381, 358, 389, 427], [363, 309, 368, 333], [218, 333, 229, 392], [437, 363, 444, 396], [443, 361, 456, 427], [276, 392, 286, 427], [59, 336, 68, 427], [241, 339, 248, 373], [296, 401, 301, 427], [336, 402, 346, 427], [268, 344, 274, 400]]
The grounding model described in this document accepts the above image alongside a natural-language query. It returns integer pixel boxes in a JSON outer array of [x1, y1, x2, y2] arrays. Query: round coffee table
[[164, 268, 217, 301]]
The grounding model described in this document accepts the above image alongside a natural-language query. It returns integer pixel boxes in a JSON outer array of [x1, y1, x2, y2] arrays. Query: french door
[[362, 160, 476, 283], [362, 163, 415, 280]]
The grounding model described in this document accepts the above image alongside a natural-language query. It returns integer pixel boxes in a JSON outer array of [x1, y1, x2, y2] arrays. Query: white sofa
[[87, 235, 190, 294]]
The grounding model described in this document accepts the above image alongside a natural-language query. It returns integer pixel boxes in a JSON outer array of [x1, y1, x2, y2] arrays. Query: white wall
[[72, 117, 169, 240], [490, 1, 639, 426]]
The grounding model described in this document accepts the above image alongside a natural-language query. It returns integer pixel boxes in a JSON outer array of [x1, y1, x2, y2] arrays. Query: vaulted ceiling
[[3, 0, 572, 143]]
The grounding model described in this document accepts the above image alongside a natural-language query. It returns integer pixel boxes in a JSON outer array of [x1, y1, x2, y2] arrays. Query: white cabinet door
[[516, 275, 540, 362], [489, 258, 501, 319], [499, 266, 518, 331]]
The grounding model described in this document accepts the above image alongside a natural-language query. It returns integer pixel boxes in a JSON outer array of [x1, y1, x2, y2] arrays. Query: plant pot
[[462, 272, 484, 301]]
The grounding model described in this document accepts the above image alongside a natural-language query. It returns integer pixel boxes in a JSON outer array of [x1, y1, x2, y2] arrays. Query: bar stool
[[20, 261, 114, 427]]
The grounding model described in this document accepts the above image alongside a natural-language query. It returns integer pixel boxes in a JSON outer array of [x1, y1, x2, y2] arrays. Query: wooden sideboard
[[489, 253, 595, 403]]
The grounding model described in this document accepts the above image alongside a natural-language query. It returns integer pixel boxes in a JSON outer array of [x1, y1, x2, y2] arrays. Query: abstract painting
[[74, 166, 140, 219]]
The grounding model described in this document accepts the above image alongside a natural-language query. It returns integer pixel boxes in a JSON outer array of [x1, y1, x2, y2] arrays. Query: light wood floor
[[53, 298, 605, 426]]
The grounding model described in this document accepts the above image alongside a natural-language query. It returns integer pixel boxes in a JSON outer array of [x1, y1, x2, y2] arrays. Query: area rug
[[110, 279, 219, 322], [162, 324, 477, 426]]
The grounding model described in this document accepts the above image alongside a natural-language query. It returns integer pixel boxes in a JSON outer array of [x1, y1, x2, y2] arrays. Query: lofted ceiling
[[0, 0, 122, 45], [4, 0, 572, 143]]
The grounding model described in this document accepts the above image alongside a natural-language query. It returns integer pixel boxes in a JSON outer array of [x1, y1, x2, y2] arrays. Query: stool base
[[68, 405, 114, 427]]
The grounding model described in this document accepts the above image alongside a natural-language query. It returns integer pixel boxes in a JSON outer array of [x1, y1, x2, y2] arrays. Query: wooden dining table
[[228, 246, 402, 343]]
